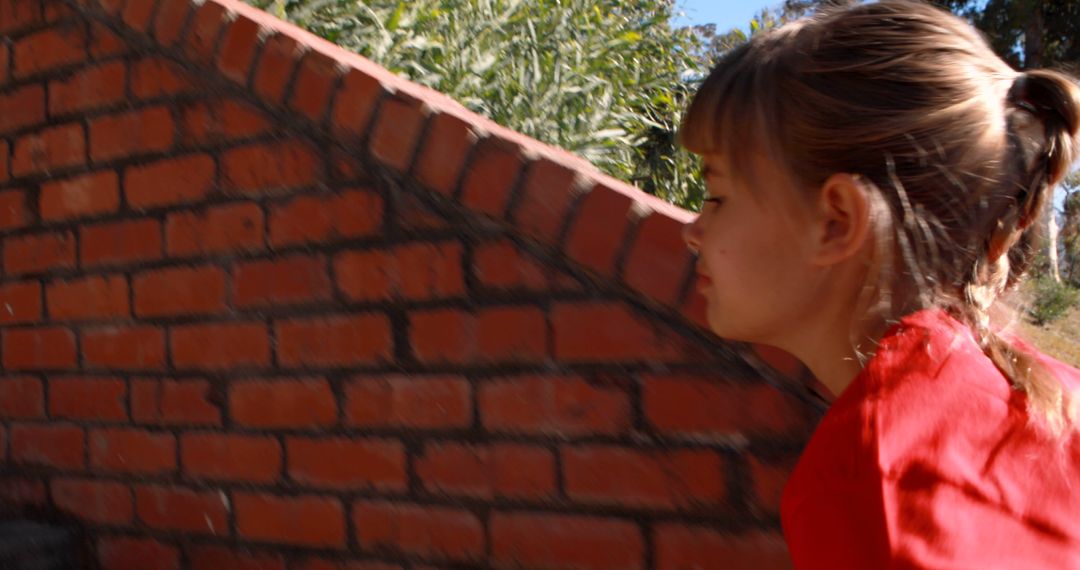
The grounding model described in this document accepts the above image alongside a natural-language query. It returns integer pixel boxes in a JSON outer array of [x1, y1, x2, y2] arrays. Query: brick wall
[[0, 1, 821, 568]]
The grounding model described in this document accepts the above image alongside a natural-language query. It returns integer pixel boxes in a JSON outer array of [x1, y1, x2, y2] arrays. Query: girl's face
[[682, 153, 826, 346]]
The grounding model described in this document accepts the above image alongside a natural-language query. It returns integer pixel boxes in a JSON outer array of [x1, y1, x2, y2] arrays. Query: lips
[[695, 272, 712, 291]]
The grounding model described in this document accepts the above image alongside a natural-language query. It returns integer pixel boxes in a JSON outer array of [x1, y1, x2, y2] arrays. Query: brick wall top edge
[[90, 0, 700, 316]]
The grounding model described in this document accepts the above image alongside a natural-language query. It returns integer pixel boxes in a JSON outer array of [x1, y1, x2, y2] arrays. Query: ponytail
[[966, 69, 1080, 437]]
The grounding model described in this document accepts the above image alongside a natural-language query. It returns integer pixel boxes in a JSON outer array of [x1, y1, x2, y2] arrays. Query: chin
[[705, 310, 773, 345]]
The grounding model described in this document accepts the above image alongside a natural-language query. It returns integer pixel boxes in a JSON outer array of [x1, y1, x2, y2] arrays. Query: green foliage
[[1029, 276, 1079, 325], [246, 0, 707, 209], [931, 0, 1080, 69], [1062, 184, 1080, 287]]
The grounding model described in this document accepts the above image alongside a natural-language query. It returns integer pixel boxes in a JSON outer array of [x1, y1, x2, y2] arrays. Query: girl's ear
[[810, 173, 872, 266]]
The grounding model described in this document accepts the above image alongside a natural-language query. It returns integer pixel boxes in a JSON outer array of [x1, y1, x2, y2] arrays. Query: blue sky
[[673, 0, 778, 32]]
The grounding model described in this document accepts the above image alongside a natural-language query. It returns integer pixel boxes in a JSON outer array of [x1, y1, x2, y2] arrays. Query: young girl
[[680, 1, 1080, 567]]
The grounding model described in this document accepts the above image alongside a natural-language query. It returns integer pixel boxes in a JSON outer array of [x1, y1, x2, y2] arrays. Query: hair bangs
[[680, 47, 755, 153]]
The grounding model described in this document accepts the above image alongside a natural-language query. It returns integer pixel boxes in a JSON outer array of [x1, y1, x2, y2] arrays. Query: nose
[[682, 215, 702, 255]]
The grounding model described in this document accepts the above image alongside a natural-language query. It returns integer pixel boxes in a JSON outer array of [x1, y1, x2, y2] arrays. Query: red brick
[[752, 344, 806, 379], [82, 325, 166, 370], [230, 378, 336, 428], [623, 209, 694, 305], [563, 446, 725, 509], [473, 241, 548, 291], [0, 376, 44, 419], [99, 0, 127, 15], [171, 322, 270, 370], [276, 314, 392, 367], [0, 2, 42, 36], [0, 476, 47, 507], [514, 158, 587, 241], [287, 436, 406, 491], [397, 192, 449, 231], [131, 56, 194, 99], [234, 255, 331, 308], [3, 326, 76, 370], [0, 188, 30, 231], [90, 106, 175, 162], [12, 122, 85, 176], [134, 265, 226, 317], [136, 484, 229, 535], [479, 375, 630, 436], [491, 512, 643, 570], [236, 492, 345, 548], [49, 376, 126, 421], [565, 182, 635, 275], [292, 558, 399, 570], [43, 1, 77, 21], [552, 302, 667, 361], [331, 148, 364, 181], [222, 141, 320, 194], [0, 84, 45, 134], [48, 61, 125, 115], [182, 433, 281, 483], [335, 242, 463, 302], [252, 33, 303, 104], [0, 140, 6, 182], [80, 218, 162, 267], [680, 286, 709, 330], [52, 477, 133, 525], [188, 545, 286, 570], [369, 96, 427, 172], [331, 67, 385, 139], [290, 50, 340, 122], [643, 375, 808, 436], [90, 428, 176, 474], [122, 0, 157, 30], [13, 25, 86, 78], [90, 22, 126, 58], [11, 423, 84, 469], [460, 138, 525, 217], [748, 455, 797, 513], [654, 526, 793, 570], [98, 537, 180, 570], [476, 306, 546, 360], [166, 202, 264, 256], [183, 0, 227, 63], [269, 190, 383, 246], [353, 501, 484, 562], [417, 442, 555, 499], [153, 0, 193, 46], [4, 230, 76, 274], [415, 112, 477, 195], [345, 375, 471, 430], [46, 274, 128, 320], [0, 42, 5, 84], [131, 378, 221, 426], [40, 170, 120, 221], [0, 281, 41, 324], [409, 309, 470, 362], [216, 14, 264, 84], [125, 154, 215, 209], [180, 99, 270, 144]]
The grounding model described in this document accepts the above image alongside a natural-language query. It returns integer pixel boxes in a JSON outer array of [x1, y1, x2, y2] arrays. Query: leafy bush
[[248, 0, 708, 209], [1029, 277, 1080, 325]]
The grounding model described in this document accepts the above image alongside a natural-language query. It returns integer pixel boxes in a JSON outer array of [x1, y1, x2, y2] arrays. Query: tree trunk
[[1022, 1, 1062, 281]]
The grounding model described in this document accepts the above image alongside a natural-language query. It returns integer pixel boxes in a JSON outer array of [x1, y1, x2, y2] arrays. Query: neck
[[785, 311, 872, 399]]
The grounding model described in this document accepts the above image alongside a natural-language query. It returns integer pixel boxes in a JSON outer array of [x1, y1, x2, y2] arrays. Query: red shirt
[[781, 309, 1080, 569]]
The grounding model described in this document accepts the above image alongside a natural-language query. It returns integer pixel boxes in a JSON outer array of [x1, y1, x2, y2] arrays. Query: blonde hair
[[681, 1, 1080, 436]]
